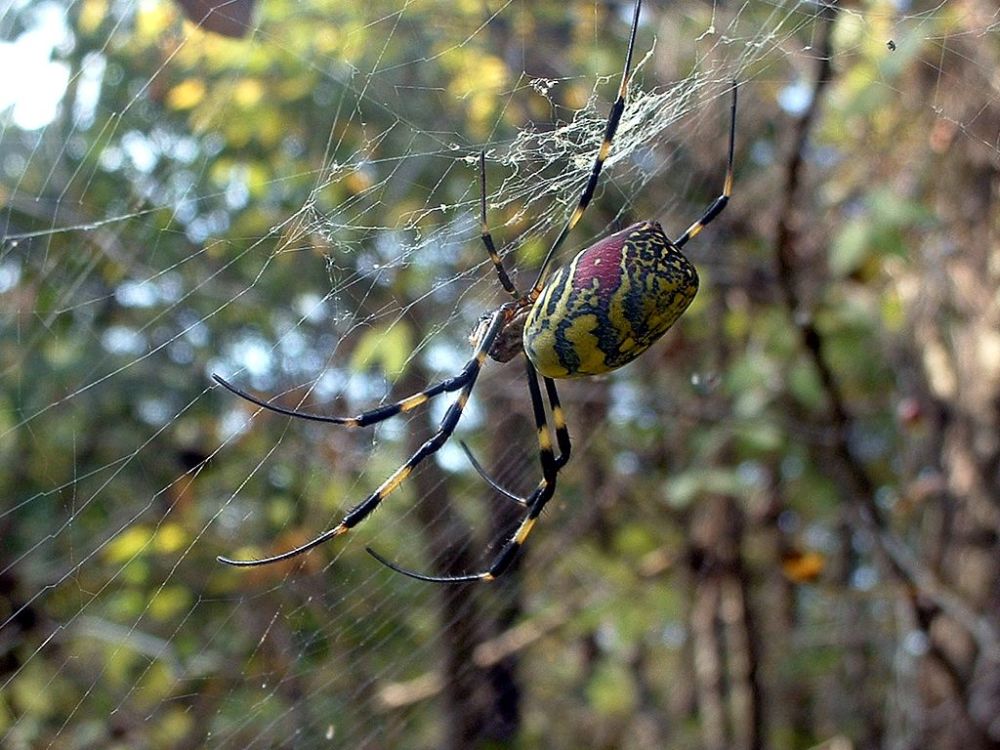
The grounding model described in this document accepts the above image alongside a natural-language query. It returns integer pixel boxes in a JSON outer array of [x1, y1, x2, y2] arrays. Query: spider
[[213, 0, 738, 583]]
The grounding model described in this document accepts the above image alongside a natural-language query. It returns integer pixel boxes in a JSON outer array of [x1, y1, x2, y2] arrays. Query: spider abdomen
[[523, 221, 698, 378]]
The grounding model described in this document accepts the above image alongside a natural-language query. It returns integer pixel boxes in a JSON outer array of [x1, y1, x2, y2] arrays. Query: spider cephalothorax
[[476, 303, 529, 364], [214, 0, 738, 583]]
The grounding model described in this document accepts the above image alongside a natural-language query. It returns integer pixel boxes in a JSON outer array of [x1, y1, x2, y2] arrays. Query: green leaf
[[586, 662, 637, 716], [349, 322, 414, 378]]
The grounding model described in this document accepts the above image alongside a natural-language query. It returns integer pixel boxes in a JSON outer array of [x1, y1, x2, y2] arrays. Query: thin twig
[[376, 601, 576, 710]]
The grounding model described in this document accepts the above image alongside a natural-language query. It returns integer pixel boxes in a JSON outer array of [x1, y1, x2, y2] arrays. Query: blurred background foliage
[[1, 0, 999, 748]]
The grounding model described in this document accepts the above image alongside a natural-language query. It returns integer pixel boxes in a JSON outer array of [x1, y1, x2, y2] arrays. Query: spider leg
[[530, 0, 643, 295], [459, 373, 571, 500], [217, 310, 506, 568], [478, 151, 520, 298], [213, 362, 476, 428], [674, 82, 738, 249], [367, 359, 567, 583], [544, 376, 572, 469], [458, 440, 528, 506]]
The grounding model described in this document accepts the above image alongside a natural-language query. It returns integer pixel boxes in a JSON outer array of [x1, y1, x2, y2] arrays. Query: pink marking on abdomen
[[571, 224, 639, 294]]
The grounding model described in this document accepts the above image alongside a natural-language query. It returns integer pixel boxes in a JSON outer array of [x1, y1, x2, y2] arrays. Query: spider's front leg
[[216, 308, 507, 568], [674, 81, 738, 248], [213, 366, 470, 428]]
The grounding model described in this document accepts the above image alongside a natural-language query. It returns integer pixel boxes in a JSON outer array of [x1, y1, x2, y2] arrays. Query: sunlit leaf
[[149, 585, 193, 620], [586, 663, 637, 716], [153, 523, 189, 554], [105, 525, 154, 563], [166, 79, 208, 110], [349, 322, 414, 378]]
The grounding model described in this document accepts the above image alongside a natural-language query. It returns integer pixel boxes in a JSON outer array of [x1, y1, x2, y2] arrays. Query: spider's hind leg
[[459, 440, 528, 506], [458, 370, 572, 502], [367, 360, 571, 583]]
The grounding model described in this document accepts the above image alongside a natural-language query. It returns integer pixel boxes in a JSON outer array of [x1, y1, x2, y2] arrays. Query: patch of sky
[[99, 145, 124, 172], [115, 273, 184, 308], [168, 339, 195, 365], [102, 325, 147, 356], [230, 336, 274, 383], [66, 134, 89, 160], [423, 341, 465, 374], [293, 292, 328, 324], [219, 408, 252, 442], [225, 165, 251, 211], [777, 80, 812, 116], [115, 280, 159, 308], [314, 369, 349, 401], [121, 131, 158, 173], [4, 152, 28, 179], [0, 261, 22, 294], [736, 460, 767, 490], [804, 523, 834, 551], [660, 622, 687, 648], [851, 565, 879, 591], [73, 52, 106, 129], [608, 379, 638, 425], [0, 2, 71, 130], [180, 315, 209, 347], [902, 629, 929, 656], [137, 397, 172, 427], [613, 451, 640, 476]]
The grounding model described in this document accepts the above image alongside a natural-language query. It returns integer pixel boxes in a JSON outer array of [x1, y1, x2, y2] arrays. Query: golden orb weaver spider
[[213, 0, 738, 583]]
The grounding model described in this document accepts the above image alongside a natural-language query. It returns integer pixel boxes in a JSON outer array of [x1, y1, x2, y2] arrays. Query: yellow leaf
[[136, 1, 173, 40], [234, 79, 264, 108], [153, 523, 188, 554], [781, 549, 825, 584], [449, 54, 508, 100], [350, 323, 413, 378], [149, 586, 192, 620], [345, 168, 374, 194], [166, 79, 207, 110], [79, 0, 107, 34], [105, 525, 153, 563], [152, 707, 196, 746]]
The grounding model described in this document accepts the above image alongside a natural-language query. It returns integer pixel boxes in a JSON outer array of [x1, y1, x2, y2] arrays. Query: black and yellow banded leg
[[544, 376, 571, 469], [457, 372, 571, 502], [478, 151, 519, 298], [457, 440, 529, 506], [482, 478, 556, 581], [528, 361, 559, 480], [674, 82, 738, 249], [368, 472, 557, 582], [366, 474, 555, 583], [530, 0, 643, 295], [213, 358, 481, 429], [367, 360, 565, 583], [217, 310, 506, 568], [470, 364, 567, 581]]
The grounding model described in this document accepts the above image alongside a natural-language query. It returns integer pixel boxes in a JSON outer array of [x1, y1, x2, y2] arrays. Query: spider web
[[2, 0, 999, 747]]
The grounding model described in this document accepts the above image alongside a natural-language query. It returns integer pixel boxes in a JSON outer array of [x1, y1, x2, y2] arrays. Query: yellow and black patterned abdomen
[[523, 221, 698, 378]]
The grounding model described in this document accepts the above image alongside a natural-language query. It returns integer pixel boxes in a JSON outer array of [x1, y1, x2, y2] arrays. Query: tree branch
[[771, 0, 1000, 659]]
